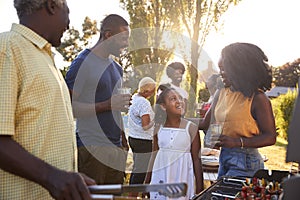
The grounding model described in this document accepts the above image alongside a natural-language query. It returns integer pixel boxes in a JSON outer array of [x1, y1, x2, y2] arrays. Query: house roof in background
[[265, 86, 297, 98]]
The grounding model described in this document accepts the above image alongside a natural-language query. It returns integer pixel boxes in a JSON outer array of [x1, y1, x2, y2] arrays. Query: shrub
[[271, 89, 297, 140]]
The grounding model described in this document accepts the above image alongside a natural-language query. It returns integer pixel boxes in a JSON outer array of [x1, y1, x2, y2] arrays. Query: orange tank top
[[214, 88, 259, 138]]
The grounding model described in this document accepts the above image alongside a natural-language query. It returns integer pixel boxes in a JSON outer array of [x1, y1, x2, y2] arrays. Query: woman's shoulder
[[132, 94, 148, 103], [252, 90, 272, 112], [253, 90, 270, 103]]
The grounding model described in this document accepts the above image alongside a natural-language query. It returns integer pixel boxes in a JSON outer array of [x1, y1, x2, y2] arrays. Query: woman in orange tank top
[[198, 42, 276, 178]]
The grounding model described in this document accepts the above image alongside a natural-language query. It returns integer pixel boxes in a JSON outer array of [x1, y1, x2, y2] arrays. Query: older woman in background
[[127, 77, 156, 196]]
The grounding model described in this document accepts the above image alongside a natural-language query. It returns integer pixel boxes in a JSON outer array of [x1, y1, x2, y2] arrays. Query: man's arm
[[65, 60, 131, 118], [121, 130, 129, 151], [120, 117, 129, 151], [69, 89, 131, 118], [0, 135, 95, 200]]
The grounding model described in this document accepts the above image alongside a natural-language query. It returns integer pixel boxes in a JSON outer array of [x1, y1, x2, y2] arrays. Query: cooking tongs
[[89, 182, 187, 198]]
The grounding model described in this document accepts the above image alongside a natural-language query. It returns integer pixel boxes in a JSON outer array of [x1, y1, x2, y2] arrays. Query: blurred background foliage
[[56, 1, 300, 130], [57, 0, 241, 117], [272, 89, 297, 140]]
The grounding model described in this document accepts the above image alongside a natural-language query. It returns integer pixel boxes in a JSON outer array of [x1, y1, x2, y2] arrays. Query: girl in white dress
[[145, 87, 204, 200]]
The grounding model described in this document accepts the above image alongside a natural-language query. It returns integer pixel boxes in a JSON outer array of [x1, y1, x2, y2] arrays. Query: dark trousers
[[128, 137, 152, 184], [78, 145, 127, 185]]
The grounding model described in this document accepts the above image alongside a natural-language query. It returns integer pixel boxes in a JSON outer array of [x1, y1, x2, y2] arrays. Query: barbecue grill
[[87, 169, 298, 199], [192, 169, 294, 200]]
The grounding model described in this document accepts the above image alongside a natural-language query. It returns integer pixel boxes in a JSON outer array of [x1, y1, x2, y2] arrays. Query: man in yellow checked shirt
[[0, 0, 95, 199]]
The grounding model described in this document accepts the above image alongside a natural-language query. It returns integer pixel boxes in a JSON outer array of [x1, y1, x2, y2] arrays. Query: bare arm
[[120, 118, 129, 151], [69, 89, 131, 118], [186, 111, 211, 131], [197, 89, 221, 131], [246, 92, 276, 147], [218, 92, 276, 148], [197, 108, 211, 131], [141, 114, 154, 131], [189, 122, 204, 193], [0, 136, 95, 200], [121, 130, 129, 151]]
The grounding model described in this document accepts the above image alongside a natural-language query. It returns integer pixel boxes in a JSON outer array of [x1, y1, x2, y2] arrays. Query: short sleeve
[[0, 51, 18, 135], [65, 57, 85, 92], [137, 98, 153, 117]]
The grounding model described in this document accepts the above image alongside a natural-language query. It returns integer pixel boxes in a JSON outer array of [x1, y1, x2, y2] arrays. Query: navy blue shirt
[[65, 49, 123, 147]]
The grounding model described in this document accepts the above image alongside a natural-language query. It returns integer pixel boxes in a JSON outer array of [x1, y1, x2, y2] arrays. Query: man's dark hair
[[100, 14, 128, 39], [166, 62, 186, 78]]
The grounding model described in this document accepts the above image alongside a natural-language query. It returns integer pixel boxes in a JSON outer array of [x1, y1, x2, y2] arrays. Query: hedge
[[271, 89, 298, 140]]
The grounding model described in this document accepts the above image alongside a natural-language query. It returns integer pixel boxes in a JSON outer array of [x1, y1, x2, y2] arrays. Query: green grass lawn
[[258, 137, 297, 172], [198, 132, 295, 171], [125, 135, 297, 186]]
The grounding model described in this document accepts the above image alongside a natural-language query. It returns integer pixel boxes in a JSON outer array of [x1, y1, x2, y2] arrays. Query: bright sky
[[204, 0, 300, 67], [1, 0, 299, 68]]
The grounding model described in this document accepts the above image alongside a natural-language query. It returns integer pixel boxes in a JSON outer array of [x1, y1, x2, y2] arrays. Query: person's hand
[[110, 94, 131, 111], [44, 169, 96, 200], [215, 135, 240, 148], [142, 177, 150, 198], [80, 173, 96, 186], [121, 133, 129, 151]]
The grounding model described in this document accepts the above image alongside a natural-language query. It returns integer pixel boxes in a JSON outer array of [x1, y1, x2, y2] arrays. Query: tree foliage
[[119, 0, 184, 90], [273, 58, 300, 87], [56, 17, 98, 76], [120, 0, 240, 116]]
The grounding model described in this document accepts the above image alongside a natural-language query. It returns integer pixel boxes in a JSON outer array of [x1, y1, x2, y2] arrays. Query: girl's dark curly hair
[[154, 87, 176, 124], [220, 42, 272, 97]]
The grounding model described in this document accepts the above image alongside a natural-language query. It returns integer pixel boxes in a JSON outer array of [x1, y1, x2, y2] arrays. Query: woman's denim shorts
[[218, 147, 264, 178]]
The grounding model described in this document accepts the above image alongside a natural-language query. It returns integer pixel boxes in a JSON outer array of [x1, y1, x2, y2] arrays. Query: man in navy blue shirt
[[65, 14, 130, 184]]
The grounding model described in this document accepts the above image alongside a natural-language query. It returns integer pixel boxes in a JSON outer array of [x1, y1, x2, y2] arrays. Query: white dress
[[150, 121, 194, 200]]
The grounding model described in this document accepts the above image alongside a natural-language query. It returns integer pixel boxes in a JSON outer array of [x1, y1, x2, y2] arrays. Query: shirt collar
[[11, 23, 52, 55]]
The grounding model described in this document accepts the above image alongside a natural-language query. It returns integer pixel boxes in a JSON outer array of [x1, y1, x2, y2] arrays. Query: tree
[[56, 17, 98, 76], [273, 58, 300, 87], [120, 0, 240, 116], [120, 0, 183, 90]]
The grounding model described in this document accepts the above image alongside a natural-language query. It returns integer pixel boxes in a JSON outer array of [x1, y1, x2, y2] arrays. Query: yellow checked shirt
[[0, 24, 76, 199]]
